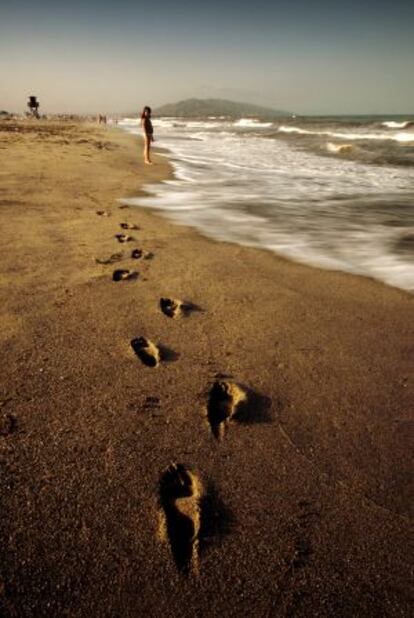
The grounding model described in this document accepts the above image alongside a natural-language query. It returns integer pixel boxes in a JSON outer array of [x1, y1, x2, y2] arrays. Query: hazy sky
[[1, 0, 413, 115]]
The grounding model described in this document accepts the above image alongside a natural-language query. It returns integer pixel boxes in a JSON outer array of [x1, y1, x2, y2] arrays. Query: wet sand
[[0, 119, 412, 617]]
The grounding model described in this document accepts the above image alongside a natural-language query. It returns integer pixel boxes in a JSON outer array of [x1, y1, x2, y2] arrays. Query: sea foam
[[234, 118, 273, 128], [279, 125, 414, 143], [382, 120, 413, 129], [326, 142, 353, 153]]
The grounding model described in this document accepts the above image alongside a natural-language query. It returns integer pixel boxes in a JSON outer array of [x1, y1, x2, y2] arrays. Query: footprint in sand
[[160, 298, 184, 318], [207, 381, 247, 440], [96, 210, 110, 217], [130, 337, 160, 367], [115, 233, 134, 243], [0, 413, 17, 437], [160, 298, 200, 318], [143, 396, 161, 411], [95, 252, 123, 265], [159, 463, 202, 575], [131, 248, 154, 260], [120, 222, 139, 230], [112, 269, 138, 282]]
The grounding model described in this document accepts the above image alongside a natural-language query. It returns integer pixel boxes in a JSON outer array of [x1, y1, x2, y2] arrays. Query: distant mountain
[[154, 98, 290, 118]]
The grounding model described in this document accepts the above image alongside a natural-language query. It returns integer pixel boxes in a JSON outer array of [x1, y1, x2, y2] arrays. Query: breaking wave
[[382, 120, 414, 129], [278, 125, 414, 143], [234, 118, 273, 128]]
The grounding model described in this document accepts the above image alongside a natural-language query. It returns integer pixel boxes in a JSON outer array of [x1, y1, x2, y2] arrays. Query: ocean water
[[119, 115, 414, 292]]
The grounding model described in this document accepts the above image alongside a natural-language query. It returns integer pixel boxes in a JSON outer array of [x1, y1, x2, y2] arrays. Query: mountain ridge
[[153, 97, 291, 118]]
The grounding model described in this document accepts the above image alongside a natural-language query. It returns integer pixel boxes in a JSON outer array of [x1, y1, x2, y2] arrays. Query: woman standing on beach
[[141, 106, 154, 165]]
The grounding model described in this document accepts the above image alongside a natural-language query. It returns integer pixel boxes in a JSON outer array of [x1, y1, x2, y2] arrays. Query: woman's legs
[[143, 135, 152, 164]]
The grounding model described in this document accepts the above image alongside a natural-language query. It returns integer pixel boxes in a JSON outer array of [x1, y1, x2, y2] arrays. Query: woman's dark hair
[[141, 106, 151, 119]]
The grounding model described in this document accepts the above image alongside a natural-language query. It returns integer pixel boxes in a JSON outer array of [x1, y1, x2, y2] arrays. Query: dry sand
[[0, 119, 413, 617]]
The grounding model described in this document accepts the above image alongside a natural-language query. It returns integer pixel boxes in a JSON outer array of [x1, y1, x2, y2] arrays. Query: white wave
[[153, 118, 179, 128], [181, 120, 223, 129], [278, 125, 309, 135], [118, 117, 139, 125], [234, 118, 273, 128], [279, 125, 414, 143], [395, 132, 414, 143], [327, 142, 353, 153], [382, 120, 412, 129]]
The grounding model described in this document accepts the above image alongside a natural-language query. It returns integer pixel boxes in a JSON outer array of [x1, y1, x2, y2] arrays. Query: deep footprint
[[160, 298, 183, 318], [159, 463, 202, 574], [120, 222, 139, 230], [130, 337, 160, 367], [160, 298, 198, 318], [96, 210, 110, 216], [112, 269, 138, 282], [95, 252, 123, 265], [131, 248, 153, 260], [207, 381, 246, 440], [115, 234, 134, 243], [0, 413, 17, 437]]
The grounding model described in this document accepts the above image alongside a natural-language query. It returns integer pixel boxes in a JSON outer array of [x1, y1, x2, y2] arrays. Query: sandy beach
[[0, 120, 412, 616]]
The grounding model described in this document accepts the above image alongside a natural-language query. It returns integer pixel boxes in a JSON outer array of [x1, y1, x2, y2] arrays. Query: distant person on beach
[[141, 106, 154, 165]]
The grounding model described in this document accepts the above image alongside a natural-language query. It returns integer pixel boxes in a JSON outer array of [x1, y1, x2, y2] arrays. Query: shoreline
[[121, 140, 413, 298], [119, 117, 414, 295], [0, 120, 412, 616], [125, 196, 414, 299]]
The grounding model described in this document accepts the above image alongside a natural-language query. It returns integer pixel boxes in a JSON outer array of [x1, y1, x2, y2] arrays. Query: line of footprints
[[96, 207, 271, 576]]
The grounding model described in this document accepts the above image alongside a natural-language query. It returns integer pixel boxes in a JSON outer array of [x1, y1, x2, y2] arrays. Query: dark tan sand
[[0, 120, 413, 617]]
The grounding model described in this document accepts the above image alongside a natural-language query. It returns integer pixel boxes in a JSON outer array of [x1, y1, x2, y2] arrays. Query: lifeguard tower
[[27, 96, 40, 118]]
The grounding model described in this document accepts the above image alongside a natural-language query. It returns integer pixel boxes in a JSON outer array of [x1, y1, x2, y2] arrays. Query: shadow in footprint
[[183, 301, 203, 314], [112, 269, 138, 282], [131, 338, 160, 367], [199, 481, 234, 554], [158, 345, 180, 363], [233, 388, 273, 425], [96, 210, 110, 217], [159, 463, 202, 575]]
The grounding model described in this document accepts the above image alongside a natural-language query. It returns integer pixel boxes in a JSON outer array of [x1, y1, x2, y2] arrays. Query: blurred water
[[120, 116, 414, 291]]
